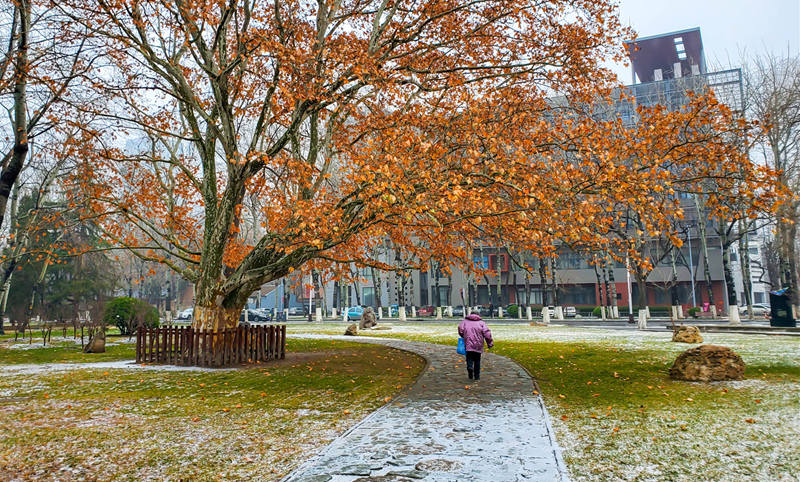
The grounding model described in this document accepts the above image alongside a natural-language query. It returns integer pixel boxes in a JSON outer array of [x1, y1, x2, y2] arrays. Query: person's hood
[[465, 313, 482, 321]]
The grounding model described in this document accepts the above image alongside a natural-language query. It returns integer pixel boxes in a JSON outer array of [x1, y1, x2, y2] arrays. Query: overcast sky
[[610, 0, 800, 82]]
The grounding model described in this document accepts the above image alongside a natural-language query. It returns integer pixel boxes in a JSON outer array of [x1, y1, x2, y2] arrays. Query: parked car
[[175, 308, 193, 322], [564, 306, 577, 318], [288, 306, 307, 316], [452, 306, 464, 317], [472, 306, 492, 317], [240, 309, 271, 324], [345, 306, 364, 320], [738, 304, 770, 317], [417, 306, 435, 316], [545, 306, 555, 317]]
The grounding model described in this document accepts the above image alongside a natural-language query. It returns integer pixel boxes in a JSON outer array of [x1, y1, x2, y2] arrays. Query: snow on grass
[[0, 338, 425, 480], [289, 322, 800, 481]]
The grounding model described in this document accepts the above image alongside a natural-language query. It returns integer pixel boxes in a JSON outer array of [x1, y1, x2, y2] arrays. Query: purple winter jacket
[[457, 314, 494, 353]]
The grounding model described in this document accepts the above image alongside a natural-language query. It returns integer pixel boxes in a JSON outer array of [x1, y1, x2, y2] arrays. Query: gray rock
[[670, 344, 745, 381]]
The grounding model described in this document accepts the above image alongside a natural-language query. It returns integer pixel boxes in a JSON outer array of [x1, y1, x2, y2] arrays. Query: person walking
[[457, 313, 493, 381]]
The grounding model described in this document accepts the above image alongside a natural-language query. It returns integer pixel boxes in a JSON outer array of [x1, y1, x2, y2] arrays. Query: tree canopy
[[44, 0, 781, 330]]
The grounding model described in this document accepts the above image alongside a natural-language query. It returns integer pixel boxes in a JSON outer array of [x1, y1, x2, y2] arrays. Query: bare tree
[[744, 51, 800, 308]]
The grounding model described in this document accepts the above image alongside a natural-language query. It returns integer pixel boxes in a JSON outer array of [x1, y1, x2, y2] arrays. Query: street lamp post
[[625, 256, 634, 322]]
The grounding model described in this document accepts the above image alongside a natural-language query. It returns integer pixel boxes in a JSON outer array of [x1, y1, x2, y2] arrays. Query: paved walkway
[[285, 335, 568, 481]]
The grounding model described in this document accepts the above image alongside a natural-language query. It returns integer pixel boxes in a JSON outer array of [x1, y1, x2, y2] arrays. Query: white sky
[[610, 0, 800, 83]]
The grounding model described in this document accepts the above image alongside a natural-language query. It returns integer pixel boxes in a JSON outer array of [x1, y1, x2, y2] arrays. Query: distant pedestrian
[[457, 313, 493, 381]]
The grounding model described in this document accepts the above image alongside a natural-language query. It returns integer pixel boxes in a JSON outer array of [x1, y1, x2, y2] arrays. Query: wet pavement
[[285, 336, 568, 481]]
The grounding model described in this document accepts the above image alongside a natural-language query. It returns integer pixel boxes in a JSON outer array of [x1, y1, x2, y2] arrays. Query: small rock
[[669, 345, 746, 382], [338, 464, 372, 476], [415, 458, 462, 472], [386, 469, 428, 479], [672, 325, 703, 343], [344, 324, 358, 336]]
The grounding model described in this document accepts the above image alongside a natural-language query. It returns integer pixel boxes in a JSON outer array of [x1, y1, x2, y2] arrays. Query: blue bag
[[457, 337, 466, 355]]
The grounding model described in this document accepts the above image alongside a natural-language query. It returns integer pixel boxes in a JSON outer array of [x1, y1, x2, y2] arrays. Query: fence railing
[[135, 324, 286, 367]]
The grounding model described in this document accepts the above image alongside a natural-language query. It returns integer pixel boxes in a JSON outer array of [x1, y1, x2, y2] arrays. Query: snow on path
[[285, 334, 569, 481]]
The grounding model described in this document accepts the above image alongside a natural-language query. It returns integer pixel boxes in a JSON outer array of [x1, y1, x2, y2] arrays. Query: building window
[[754, 292, 765, 304], [749, 247, 759, 255], [362, 287, 375, 307], [488, 254, 509, 272]]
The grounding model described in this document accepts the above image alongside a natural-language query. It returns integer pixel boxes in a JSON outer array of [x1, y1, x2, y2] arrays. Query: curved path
[[285, 335, 568, 481]]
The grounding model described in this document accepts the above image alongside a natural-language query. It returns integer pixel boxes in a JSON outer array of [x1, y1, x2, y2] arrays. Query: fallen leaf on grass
[[745, 418, 755, 424], [561, 415, 568, 421], [558, 394, 566, 399]]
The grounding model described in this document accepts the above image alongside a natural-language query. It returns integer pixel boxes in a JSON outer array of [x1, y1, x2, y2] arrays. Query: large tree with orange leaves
[[55, 0, 778, 331]]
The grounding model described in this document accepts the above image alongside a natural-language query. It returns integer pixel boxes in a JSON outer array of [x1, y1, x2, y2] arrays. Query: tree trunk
[[192, 305, 241, 331], [524, 273, 531, 308], [601, 261, 611, 309], [550, 257, 560, 306], [669, 247, 680, 306], [593, 259, 604, 306], [635, 270, 648, 310], [694, 196, 715, 306], [433, 260, 440, 308], [0, 1, 30, 234], [538, 257, 548, 306], [370, 266, 381, 310], [496, 262, 503, 307], [606, 253, 619, 314], [738, 219, 754, 317], [720, 225, 737, 309]]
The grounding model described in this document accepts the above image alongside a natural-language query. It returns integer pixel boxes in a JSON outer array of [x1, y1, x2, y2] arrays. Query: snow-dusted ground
[[287, 323, 800, 481], [0, 359, 236, 375]]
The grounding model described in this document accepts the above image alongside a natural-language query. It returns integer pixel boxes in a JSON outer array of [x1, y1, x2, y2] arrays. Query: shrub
[[592, 306, 602, 317], [103, 297, 159, 335], [687, 307, 701, 318], [506, 304, 519, 317]]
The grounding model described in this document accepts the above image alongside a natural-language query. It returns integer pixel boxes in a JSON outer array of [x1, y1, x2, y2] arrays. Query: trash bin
[[769, 289, 796, 327]]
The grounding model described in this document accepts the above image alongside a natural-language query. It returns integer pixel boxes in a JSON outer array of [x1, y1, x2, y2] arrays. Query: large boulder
[[360, 307, 377, 329], [83, 330, 106, 353], [672, 325, 703, 344], [344, 323, 358, 336], [669, 345, 745, 382]]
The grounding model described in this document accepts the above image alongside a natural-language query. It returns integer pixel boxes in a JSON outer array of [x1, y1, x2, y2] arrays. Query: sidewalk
[[285, 336, 568, 481]]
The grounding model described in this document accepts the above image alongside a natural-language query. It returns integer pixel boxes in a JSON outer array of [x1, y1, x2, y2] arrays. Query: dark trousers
[[466, 351, 482, 379]]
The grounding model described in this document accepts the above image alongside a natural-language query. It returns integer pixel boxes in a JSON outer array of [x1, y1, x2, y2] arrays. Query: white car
[[176, 308, 193, 321], [738, 304, 770, 316]]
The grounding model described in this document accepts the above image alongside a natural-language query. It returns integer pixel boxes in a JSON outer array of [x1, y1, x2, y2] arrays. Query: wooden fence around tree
[[135, 325, 286, 367]]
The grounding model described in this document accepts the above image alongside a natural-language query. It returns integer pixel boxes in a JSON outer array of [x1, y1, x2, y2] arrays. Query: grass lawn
[[287, 322, 800, 481], [0, 335, 136, 364], [0, 337, 425, 480]]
